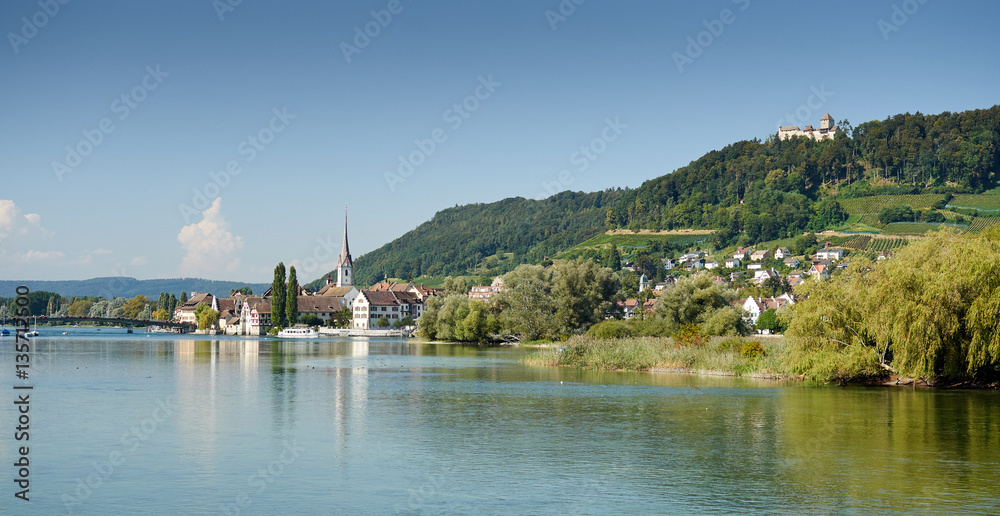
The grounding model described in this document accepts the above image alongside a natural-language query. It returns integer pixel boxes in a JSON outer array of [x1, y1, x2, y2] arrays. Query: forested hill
[[311, 190, 623, 288], [314, 106, 998, 287], [608, 105, 1000, 245]]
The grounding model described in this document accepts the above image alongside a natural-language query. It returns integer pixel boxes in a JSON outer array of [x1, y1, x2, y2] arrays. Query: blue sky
[[1, 0, 998, 284]]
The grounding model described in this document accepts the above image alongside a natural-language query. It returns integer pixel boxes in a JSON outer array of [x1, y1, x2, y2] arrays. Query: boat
[[277, 327, 319, 338], [1, 305, 9, 337]]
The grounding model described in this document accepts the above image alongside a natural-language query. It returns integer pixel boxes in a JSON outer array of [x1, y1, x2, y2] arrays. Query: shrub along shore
[[520, 335, 999, 389]]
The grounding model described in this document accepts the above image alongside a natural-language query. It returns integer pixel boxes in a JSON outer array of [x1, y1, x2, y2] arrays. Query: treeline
[[609, 106, 1000, 243], [314, 190, 624, 288]]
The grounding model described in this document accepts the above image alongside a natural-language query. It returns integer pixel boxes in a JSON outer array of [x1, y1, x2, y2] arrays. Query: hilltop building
[[778, 113, 838, 141]]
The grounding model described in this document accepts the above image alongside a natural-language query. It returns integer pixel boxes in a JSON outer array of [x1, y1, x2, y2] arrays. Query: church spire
[[336, 206, 353, 287]]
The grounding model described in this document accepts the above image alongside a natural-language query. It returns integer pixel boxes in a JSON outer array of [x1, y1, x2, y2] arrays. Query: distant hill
[[0, 277, 271, 299]]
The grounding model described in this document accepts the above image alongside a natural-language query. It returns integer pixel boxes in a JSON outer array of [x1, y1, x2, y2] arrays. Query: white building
[[778, 113, 838, 141]]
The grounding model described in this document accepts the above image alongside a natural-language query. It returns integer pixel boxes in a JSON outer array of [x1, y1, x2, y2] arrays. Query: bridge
[[34, 315, 196, 333]]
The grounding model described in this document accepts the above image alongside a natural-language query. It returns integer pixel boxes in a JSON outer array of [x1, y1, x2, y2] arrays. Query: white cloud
[[19, 250, 65, 262], [130, 256, 148, 266], [177, 197, 244, 277], [0, 200, 47, 238]]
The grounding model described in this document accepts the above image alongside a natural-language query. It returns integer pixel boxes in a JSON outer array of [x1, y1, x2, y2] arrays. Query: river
[[1, 328, 998, 515]]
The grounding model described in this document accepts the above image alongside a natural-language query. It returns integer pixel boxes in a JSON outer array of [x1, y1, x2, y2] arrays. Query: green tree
[[652, 271, 747, 337], [122, 295, 148, 319], [152, 309, 170, 320], [271, 262, 287, 328], [167, 294, 177, 319], [393, 314, 415, 329], [442, 276, 468, 296], [551, 258, 621, 335], [756, 309, 786, 333], [180, 291, 188, 305], [299, 313, 322, 326], [601, 245, 622, 271], [375, 316, 390, 328], [493, 264, 557, 341], [286, 266, 299, 325], [194, 302, 219, 330], [230, 286, 253, 296], [67, 299, 95, 316]]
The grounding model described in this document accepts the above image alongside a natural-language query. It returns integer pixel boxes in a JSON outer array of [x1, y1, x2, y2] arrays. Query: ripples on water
[[1, 330, 998, 515]]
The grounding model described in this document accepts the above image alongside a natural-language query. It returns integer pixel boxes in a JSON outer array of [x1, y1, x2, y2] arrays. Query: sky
[[1, 0, 998, 284]]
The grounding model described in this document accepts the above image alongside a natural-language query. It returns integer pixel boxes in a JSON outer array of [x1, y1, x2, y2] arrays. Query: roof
[[297, 297, 341, 313], [216, 298, 236, 312], [181, 292, 212, 309], [316, 285, 355, 297], [779, 125, 800, 131], [370, 281, 412, 292], [361, 290, 400, 306], [821, 113, 834, 120]]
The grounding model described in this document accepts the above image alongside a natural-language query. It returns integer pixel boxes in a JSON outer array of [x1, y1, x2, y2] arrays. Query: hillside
[[610, 106, 1000, 247], [308, 190, 623, 288], [0, 277, 270, 299], [313, 106, 999, 287]]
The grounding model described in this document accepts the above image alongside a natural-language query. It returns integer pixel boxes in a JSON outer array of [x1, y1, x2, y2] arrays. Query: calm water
[[1, 328, 998, 515]]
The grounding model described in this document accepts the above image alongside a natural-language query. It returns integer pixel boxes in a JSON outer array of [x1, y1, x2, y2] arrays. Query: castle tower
[[820, 113, 834, 130], [336, 206, 353, 287]]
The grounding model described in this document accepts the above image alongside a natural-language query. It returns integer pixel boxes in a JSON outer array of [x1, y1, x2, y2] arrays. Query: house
[[750, 249, 771, 262], [753, 268, 780, 284], [816, 247, 845, 261], [642, 298, 657, 313], [315, 276, 359, 307], [725, 257, 742, 269], [808, 263, 830, 281], [619, 298, 640, 319], [740, 293, 797, 325], [787, 276, 805, 289], [296, 296, 344, 325], [685, 259, 705, 270], [662, 258, 676, 271], [704, 260, 720, 270], [733, 248, 751, 260], [782, 256, 802, 269], [620, 261, 635, 272], [679, 252, 705, 264], [352, 287, 426, 329], [774, 247, 792, 259], [237, 296, 270, 335], [747, 263, 763, 271], [877, 251, 893, 261], [778, 113, 838, 141], [469, 276, 504, 300], [174, 292, 216, 324], [788, 269, 805, 279]]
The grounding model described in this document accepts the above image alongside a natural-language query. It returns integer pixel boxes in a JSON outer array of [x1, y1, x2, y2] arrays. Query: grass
[[881, 222, 965, 235], [521, 335, 787, 377], [838, 194, 945, 216]]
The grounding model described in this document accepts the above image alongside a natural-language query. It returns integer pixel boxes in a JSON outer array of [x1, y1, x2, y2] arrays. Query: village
[[172, 208, 884, 336]]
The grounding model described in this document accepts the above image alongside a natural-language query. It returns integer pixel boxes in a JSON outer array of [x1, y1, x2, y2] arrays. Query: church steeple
[[336, 206, 353, 287]]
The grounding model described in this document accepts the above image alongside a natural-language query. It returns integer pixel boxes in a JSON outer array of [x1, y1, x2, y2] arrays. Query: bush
[[739, 340, 766, 359], [673, 324, 704, 347], [717, 336, 744, 351], [586, 320, 634, 339]]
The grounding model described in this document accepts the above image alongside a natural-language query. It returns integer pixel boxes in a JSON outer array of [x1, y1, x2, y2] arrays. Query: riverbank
[[521, 335, 1000, 389]]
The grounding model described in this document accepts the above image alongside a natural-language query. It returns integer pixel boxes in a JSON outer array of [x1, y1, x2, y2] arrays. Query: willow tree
[[787, 229, 1000, 381], [652, 271, 747, 337]]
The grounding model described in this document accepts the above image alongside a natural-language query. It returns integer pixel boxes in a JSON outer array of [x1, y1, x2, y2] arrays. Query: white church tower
[[336, 207, 353, 287]]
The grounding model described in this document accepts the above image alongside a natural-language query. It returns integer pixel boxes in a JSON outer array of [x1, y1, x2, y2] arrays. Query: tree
[[394, 315, 415, 329], [493, 264, 557, 341], [756, 309, 786, 333], [230, 286, 253, 296], [551, 258, 621, 335], [443, 276, 468, 296], [168, 294, 177, 318], [652, 271, 747, 336], [151, 309, 170, 320], [271, 262, 287, 328], [122, 295, 149, 319], [601, 245, 622, 271], [286, 266, 299, 325], [67, 299, 95, 316], [299, 313, 322, 326], [195, 302, 219, 330], [375, 316, 390, 328], [180, 291, 188, 305], [791, 233, 818, 256]]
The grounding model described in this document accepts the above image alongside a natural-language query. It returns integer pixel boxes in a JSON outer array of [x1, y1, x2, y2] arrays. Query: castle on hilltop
[[778, 113, 837, 141]]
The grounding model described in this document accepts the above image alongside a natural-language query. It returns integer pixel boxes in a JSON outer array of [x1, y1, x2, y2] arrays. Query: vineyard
[[865, 237, 909, 253], [949, 194, 1000, 211], [838, 194, 945, 217], [964, 218, 1000, 234], [881, 223, 964, 235], [841, 235, 872, 249]]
